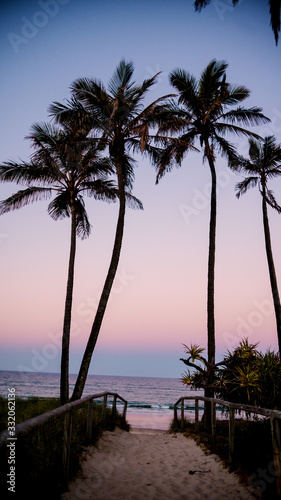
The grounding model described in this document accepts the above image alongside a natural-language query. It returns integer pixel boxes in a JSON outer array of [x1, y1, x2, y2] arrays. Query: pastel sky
[[0, 0, 281, 379]]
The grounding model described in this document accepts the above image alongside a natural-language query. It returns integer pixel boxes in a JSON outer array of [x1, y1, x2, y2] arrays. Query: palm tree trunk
[[205, 140, 217, 430], [71, 165, 126, 401], [205, 141, 216, 370], [60, 206, 76, 404], [262, 191, 281, 357]]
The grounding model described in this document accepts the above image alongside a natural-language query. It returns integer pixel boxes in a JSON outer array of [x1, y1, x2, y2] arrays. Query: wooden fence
[[0, 391, 127, 489], [174, 396, 281, 495]]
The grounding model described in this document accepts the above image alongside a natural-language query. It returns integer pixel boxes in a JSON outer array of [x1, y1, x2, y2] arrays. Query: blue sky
[[0, 0, 281, 380]]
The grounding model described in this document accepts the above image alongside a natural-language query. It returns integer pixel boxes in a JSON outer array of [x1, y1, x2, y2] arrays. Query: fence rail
[[174, 396, 281, 495], [0, 391, 127, 488]]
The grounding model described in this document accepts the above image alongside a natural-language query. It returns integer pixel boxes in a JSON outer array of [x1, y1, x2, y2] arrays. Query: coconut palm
[[0, 120, 126, 404], [194, 0, 281, 45], [50, 60, 173, 400], [156, 60, 269, 423], [232, 136, 281, 357]]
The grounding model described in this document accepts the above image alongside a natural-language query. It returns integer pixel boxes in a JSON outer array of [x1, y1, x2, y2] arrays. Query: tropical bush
[[181, 338, 281, 409]]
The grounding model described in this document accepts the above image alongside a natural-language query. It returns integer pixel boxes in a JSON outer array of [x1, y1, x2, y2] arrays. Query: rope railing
[[0, 391, 128, 487], [174, 396, 281, 495]]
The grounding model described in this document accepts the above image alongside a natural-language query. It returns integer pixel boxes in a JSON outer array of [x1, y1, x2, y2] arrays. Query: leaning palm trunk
[[60, 206, 77, 404], [71, 166, 126, 401], [262, 189, 281, 357]]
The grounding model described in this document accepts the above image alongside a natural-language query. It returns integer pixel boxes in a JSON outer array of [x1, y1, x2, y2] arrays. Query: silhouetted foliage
[[194, 0, 281, 45]]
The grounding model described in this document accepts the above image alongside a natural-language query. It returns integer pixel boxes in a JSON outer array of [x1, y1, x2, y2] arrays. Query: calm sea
[[0, 371, 204, 430]]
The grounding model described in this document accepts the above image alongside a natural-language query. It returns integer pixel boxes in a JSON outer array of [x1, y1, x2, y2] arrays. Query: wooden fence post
[[174, 404, 178, 424], [102, 394, 108, 420], [122, 401, 127, 420], [270, 415, 281, 496], [211, 401, 216, 449], [63, 410, 72, 487], [112, 394, 117, 422], [87, 400, 93, 441], [229, 407, 235, 468], [181, 399, 185, 430]]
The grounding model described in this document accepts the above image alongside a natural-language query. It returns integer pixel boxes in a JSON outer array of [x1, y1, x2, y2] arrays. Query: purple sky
[[0, 0, 281, 378]]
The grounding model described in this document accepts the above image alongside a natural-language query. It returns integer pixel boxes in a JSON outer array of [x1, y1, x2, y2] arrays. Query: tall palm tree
[[194, 0, 281, 45], [50, 60, 173, 400], [156, 60, 269, 424], [0, 120, 124, 404], [232, 135, 281, 356]]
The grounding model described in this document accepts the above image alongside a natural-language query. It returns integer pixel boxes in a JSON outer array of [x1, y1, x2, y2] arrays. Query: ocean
[[0, 371, 204, 430]]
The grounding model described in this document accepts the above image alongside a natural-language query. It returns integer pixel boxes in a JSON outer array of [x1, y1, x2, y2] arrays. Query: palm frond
[[182, 343, 206, 362], [0, 187, 52, 215], [107, 60, 134, 97], [0, 160, 60, 186], [47, 191, 70, 220], [220, 107, 270, 127], [0, 161, 34, 184], [170, 69, 201, 116], [198, 59, 228, 104], [213, 134, 237, 162], [49, 98, 93, 132], [265, 188, 281, 213], [270, 0, 281, 44], [214, 122, 263, 141], [194, 0, 211, 11], [124, 192, 143, 210], [222, 84, 250, 105], [155, 134, 197, 183], [27, 122, 61, 147], [81, 179, 118, 202], [248, 138, 262, 164], [74, 196, 92, 239], [235, 177, 259, 198]]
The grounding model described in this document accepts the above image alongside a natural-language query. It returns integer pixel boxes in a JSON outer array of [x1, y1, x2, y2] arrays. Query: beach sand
[[62, 427, 261, 500]]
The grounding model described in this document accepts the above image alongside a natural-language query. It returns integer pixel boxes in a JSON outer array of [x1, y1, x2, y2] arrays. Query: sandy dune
[[62, 428, 261, 500]]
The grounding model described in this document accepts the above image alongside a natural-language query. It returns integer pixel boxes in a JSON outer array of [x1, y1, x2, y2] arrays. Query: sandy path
[[62, 428, 260, 500]]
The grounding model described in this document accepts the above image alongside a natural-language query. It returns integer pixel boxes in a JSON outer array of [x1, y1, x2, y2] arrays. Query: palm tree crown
[[49, 59, 173, 400], [157, 59, 269, 181], [0, 120, 121, 404], [234, 136, 281, 213], [232, 136, 281, 356], [0, 121, 119, 229]]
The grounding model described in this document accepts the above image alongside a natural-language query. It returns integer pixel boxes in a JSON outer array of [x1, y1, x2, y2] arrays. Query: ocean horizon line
[[0, 369, 181, 381]]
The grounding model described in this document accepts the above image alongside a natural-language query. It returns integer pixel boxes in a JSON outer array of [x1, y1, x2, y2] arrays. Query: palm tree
[[0, 120, 123, 404], [156, 60, 269, 426], [232, 136, 281, 357], [194, 0, 281, 45], [50, 60, 173, 400]]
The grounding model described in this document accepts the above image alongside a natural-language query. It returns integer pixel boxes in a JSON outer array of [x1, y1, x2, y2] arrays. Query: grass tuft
[[0, 396, 130, 499]]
